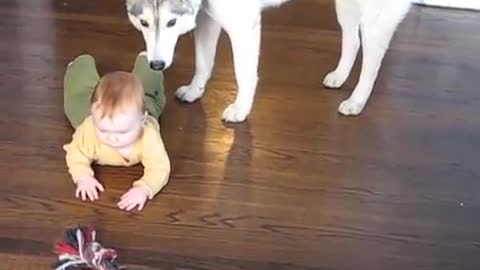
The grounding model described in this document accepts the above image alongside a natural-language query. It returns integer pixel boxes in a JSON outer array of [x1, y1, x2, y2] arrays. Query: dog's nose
[[150, 60, 165, 71]]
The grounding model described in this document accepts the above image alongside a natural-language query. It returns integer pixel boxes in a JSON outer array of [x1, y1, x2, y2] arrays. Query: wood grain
[[1, 0, 480, 269]]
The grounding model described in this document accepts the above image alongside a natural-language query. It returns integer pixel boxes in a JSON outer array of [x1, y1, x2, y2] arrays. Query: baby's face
[[91, 105, 145, 149]]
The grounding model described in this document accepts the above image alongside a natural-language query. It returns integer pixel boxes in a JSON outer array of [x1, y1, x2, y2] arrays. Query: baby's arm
[[133, 128, 171, 199], [63, 123, 96, 181], [63, 122, 103, 200]]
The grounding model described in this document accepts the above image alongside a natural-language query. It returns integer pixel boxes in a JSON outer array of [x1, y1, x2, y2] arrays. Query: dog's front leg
[[176, 11, 222, 103], [222, 17, 261, 123]]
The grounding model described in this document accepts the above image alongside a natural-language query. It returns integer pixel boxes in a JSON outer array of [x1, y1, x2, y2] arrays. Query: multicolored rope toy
[[52, 225, 125, 270]]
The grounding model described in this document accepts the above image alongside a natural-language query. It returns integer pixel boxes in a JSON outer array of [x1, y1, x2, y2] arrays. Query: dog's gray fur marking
[[127, 0, 196, 16], [171, 0, 195, 15], [127, 0, 150, 15], [154, 0, 160, 43], [128, 3, 143, 16]]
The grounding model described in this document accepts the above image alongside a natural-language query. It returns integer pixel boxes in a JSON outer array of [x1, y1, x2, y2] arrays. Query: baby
[[63, 52, 170, 211]]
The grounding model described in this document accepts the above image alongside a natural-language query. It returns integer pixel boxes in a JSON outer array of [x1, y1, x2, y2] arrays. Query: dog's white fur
[[126, 0, 412, 122]]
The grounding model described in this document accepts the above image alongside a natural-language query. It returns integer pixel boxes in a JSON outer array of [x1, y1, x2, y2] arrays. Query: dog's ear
[[126, 0, 143, 16]]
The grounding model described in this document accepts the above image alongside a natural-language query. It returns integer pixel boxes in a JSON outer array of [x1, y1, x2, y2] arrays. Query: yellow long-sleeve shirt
[[63, 115, 171, 199]]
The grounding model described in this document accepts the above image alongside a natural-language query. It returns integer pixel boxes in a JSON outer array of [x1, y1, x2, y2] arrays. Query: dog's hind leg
[[176, 11, 222, 103], [323, 0, 360, 89], [338, 2, 410, 116], [222, 16, 261, 122]]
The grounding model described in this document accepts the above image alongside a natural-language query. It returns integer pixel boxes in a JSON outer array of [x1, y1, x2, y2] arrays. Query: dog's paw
[[175, 85, 204, 103], [323, 70, 348, 88], [222, 103, 249, 123], [338, 98, 365, 116]]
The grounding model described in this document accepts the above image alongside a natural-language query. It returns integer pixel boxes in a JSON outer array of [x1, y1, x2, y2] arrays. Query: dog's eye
[[167, 18, 176, 28], [140, 19, 149, 27]]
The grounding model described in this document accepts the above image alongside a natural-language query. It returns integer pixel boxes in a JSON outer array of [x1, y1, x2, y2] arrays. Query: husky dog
[[126, 0, 411, 122]]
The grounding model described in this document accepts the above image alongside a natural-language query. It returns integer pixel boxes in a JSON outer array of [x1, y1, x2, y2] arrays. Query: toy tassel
[[52, 225, 124, 270]]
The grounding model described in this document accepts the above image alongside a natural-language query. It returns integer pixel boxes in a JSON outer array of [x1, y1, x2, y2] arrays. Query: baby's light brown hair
[[91, 71, 145, 118]]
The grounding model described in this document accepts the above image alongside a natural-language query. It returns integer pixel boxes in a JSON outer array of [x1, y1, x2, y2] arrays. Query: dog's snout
[[150, 60, 166, 71]]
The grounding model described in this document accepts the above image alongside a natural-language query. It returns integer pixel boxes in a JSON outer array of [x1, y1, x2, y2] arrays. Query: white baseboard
[[413, 0, 480, 10]]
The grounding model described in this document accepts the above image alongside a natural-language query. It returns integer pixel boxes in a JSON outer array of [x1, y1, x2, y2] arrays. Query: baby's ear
[[141, 111, 148, 125]]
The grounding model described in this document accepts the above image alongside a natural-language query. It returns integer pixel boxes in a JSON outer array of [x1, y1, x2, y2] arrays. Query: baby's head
[[90, 71, 146, 149]]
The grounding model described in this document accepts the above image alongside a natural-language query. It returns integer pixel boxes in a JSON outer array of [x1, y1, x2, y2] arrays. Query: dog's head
[[126, 0, 202, 70]]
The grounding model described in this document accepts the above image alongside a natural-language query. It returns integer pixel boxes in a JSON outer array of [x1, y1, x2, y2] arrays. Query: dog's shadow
[[219, 122, 254, 202]]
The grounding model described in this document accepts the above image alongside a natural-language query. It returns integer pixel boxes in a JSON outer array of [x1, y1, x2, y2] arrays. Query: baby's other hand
[[74, 175, 104, 201], [118, 186, 149, 211]]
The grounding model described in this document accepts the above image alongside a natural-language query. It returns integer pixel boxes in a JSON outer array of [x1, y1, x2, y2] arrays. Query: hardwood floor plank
[[1, 0, 480, 269]]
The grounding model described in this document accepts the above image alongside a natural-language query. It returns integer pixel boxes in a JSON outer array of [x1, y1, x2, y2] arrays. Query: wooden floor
[[1, 0, 480, 269]]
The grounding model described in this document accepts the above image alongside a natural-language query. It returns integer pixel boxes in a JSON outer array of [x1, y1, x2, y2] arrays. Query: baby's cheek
[[124, 133, 138, 143], [133, 128, 143, 140]]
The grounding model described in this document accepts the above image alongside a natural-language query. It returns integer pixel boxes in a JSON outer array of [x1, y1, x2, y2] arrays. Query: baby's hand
[[74, 175, 104, 201], [118, 186, 149, 211]]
